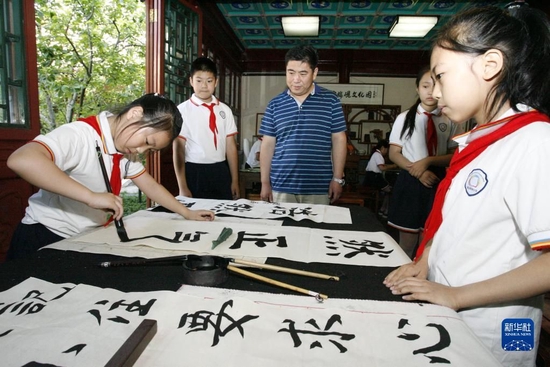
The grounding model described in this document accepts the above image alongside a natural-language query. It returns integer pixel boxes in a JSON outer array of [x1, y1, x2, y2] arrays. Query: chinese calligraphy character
[[397, 318, 451, 364], [214, 202, 254, 213], [0, 287, 73, 317], [269, 206, 317, 218], [229, 231, 288, 250], [88, 298, 157, 325], [324, 236, 393, 258], [178, 300, 259, 346], [279, 314, 355, 353]]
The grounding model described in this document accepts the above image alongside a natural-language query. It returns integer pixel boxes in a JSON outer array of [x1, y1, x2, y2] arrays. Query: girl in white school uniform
[[7, 94, 214, 260], [363, 139, 396, 217], [386, 65, 458, 258], [384, 4, 550, 366]]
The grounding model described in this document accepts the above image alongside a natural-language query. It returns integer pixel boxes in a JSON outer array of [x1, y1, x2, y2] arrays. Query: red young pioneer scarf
[[78, 115, 123, 196], [415, 110, 550, 259], [202, 103, 219, 149], [424, 111, 438, 156]]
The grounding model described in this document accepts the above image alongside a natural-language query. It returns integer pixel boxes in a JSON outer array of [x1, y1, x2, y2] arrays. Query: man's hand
[[260, 183, 273, 202], [329, 181, 343, 203]]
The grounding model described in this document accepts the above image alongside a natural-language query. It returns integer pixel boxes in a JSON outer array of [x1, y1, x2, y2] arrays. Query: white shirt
[[365, 150, 384, 173], [177, 94, 238, 163], [428, 106, 550, 366], [23, 112, 145, 238], [246, 138, 262, 168], [389, 105, 458, 162]]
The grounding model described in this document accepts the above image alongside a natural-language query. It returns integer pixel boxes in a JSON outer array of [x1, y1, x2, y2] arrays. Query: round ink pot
[[182, 255, 229, 286]]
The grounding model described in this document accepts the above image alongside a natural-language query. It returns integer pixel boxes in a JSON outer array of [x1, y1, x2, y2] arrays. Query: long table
[[0, 206, 396, 299], [0, 204, 502, 367]]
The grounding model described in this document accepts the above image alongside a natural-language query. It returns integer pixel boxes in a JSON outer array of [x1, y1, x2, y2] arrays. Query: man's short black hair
[[284, 45, 318, 70]]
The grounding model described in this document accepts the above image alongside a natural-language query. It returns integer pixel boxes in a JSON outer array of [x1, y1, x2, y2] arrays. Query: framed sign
[[319, 83, 384, 105]]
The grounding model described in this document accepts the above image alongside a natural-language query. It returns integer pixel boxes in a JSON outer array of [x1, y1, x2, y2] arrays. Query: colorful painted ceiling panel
[[216, 1, 511, 50]]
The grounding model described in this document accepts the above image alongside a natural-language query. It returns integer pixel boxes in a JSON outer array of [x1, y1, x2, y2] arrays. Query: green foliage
[[35, 0, 146, 133], [121, 192, 147, 216]]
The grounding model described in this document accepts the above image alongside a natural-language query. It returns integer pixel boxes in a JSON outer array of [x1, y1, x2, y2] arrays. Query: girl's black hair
[[375, 139, 390, 150], [112, 93, 183, 142], [433, 4, 550, 121], [400, 65, 431, 140]]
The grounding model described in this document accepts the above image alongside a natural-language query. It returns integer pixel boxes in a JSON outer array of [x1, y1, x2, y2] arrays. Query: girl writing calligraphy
[[7, 94, 214, 260]]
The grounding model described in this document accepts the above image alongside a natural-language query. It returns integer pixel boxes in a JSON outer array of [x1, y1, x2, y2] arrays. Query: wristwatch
[[332, 177, 346, 186]]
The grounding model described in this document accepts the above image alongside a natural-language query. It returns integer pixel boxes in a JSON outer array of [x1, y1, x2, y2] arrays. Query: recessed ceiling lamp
[[281, 16, 320, 37], [389, 15, 438, 38]]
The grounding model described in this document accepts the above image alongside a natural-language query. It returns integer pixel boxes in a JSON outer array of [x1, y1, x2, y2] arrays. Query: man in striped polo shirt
[[259, 45, 347, 205]]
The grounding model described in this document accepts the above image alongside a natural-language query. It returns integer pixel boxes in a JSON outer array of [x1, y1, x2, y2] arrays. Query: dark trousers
[[7, 222, 64, 261], [186, 161, 233, 200]]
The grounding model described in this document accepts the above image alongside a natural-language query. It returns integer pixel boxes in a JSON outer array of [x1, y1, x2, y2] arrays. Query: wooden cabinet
[[343, 104, 401, 155], [344, 153, 369, 188], [342, 105, 400, 188]]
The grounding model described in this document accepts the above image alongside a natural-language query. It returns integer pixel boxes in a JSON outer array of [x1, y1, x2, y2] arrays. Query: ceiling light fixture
[[389, 15, 438, 38], [281, 16, 320, 37]]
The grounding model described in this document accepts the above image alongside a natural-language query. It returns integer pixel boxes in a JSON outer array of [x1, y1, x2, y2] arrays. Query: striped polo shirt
[[259, 83, 346, 194]]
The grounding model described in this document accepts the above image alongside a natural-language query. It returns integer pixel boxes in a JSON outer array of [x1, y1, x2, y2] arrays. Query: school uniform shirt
[[246, 138, 262, 168], [365, 150, 384, 173], [389, 105, 458, 162], [22, 111, 145, 238], [428, 105, 550, 366], [177, 94, 238, 164]]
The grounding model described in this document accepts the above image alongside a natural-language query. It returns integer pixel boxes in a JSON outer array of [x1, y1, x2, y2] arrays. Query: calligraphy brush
[[95, 143, 130, 242], [210, 228, 339, 281], [229, 259, 340, 282], [226, 265, 328, 301], [98, 255, 189, 268]]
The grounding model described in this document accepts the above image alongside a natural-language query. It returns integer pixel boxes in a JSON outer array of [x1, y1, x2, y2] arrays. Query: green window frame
[[164, 0, 200, 105], [0, 0, 28, 128]]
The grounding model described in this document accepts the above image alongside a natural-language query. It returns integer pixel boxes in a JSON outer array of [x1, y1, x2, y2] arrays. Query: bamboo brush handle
[[227, 265, 328, 301], [233, 259, 339, 281]]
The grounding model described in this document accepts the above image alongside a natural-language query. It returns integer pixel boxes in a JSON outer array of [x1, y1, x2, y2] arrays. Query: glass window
[[164, 0, 199, 104], [0, 0, 28, 127]]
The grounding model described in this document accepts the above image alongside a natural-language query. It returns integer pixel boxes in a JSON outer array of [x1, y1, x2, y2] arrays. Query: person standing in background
[[245, 136, 262, 169], [259, 45, 347, 205], [386, 65, 459, 258], [363, 139, 397, 217], [173, 57, 239, 200]]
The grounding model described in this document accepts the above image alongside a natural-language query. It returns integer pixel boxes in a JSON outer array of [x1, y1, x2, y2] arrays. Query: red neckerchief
[[202, 103, 219, 149], [190, 96, 220, 149], [416, 110, 550, 259], [424, 111, 438, 156], [78, 115, 123, 196]]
